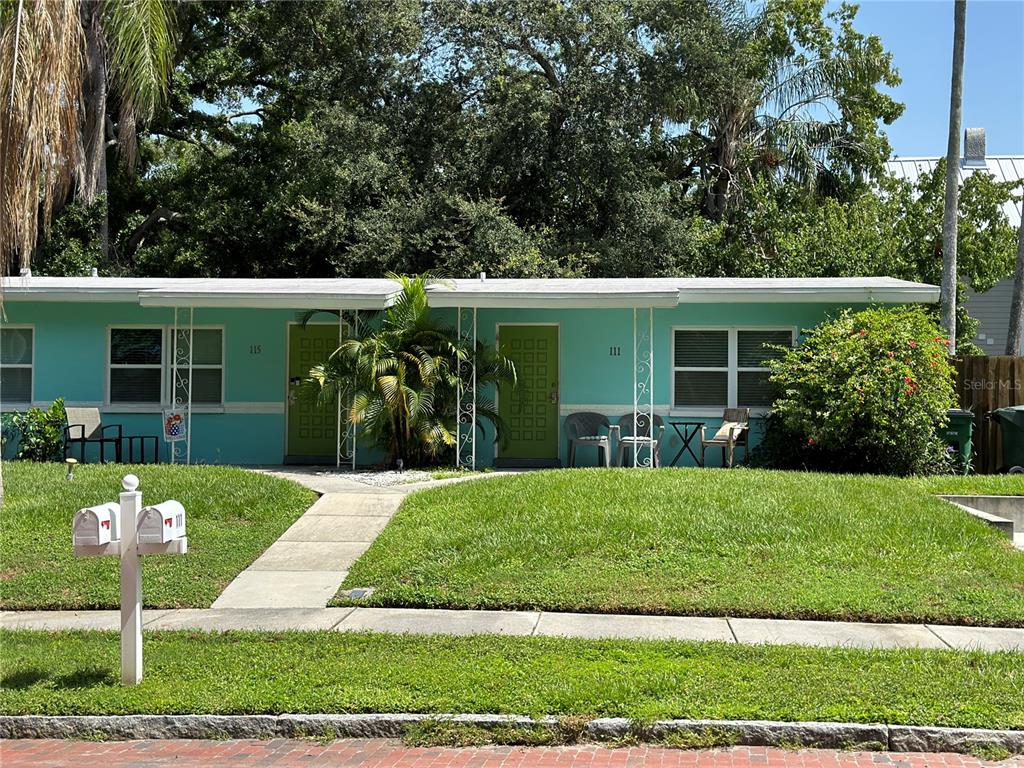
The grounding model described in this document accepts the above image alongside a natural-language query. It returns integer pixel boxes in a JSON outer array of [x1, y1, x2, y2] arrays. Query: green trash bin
[[941, 408, 975, 475], [992, 406, 1024, 471]]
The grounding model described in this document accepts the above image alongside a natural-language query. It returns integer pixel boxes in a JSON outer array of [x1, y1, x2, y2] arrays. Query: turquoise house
[[0, 276, 938, 468]]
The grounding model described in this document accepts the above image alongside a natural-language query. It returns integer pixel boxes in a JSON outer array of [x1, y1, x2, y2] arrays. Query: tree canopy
[[24, 0, 1023, 346]]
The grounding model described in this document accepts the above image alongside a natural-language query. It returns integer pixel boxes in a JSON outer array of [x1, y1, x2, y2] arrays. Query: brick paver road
[[1, 739, 1020, 767]]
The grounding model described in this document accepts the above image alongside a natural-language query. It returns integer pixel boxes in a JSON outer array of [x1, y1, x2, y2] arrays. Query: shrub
[[1, 399, 67, 462], [755, 306, 956, 476], [307, 275, 515, 467]]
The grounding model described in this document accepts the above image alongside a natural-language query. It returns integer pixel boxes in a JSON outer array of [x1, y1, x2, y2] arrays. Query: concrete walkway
[[211, 466, 494, 609], [212, 472, 409, 609], [3, 607, 1023, 652]]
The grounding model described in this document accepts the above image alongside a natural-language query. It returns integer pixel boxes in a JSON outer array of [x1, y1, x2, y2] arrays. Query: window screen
[[110, 328, 163, 403], [173, 329, 223, 405], [737, 330, 793, 407], [673, 330, 728, 407], [1, 327, 33, 402], [737, 330, 793, 368], [673, 328, 794, 409]]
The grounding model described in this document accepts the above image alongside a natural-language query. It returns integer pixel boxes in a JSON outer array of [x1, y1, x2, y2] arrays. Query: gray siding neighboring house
[[885, 150, 1023, 354]]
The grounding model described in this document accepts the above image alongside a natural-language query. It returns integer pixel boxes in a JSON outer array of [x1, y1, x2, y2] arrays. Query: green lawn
[[1, 630, 1022, 729], [334, 468, 1024, 626], [915, 474, 1024, 496], [0, 463, 315, 609]]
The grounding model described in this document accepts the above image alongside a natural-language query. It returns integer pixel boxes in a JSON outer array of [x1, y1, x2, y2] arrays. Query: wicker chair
[[564, 412, 613, 467], [700, 408, 750, 468], [64, 407, 122, 463], [613, 413, 664, 467]]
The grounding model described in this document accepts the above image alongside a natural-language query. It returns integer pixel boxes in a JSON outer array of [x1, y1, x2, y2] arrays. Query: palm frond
[[100, 0, 175, 169], [0, 0, 83, 273]]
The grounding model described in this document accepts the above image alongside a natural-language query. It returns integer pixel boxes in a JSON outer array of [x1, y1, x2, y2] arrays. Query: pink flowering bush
[[760, 306, 956, 475]]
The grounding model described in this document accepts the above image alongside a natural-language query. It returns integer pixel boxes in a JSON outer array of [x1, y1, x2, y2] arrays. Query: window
[[736, 329, 794, 407], [109, 328, 164, 404], [673, 328, 794, 410], [173, 329, 223, 405], [1, 327, 33, 403], [673, 330, 729, 407], [108, 327, 225, 407]]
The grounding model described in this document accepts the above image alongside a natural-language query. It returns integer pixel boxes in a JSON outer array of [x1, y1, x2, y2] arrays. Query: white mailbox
[[137, 500, 186, 544], [72, 502, 120, 546]]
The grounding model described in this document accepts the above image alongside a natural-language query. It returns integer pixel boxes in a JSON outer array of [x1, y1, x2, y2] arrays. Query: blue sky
[[836, 0, 1024, 157]]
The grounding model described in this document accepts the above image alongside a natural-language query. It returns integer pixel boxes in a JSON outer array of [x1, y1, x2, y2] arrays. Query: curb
[[1, 714, 1022, 755]]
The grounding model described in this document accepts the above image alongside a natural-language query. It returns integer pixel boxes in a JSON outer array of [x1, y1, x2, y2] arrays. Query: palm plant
[[0, 0, 176, 272], [658, 0, 894, 220], [307, 275, 516, 468]]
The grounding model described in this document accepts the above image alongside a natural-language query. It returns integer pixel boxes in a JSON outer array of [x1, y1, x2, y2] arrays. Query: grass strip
[[0, 463, 315, 609], [335, 468, 1024, 626], [913, 474, 1024, 497], [1, 630, 1022, 730]]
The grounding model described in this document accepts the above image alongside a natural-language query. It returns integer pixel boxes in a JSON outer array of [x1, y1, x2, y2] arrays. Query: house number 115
[[249, 345, 262, 355]]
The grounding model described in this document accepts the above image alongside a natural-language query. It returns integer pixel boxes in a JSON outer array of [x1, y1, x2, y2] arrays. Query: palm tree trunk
[[940, 0, 967, 354], [80, 0, 109, 257], [1006, 216, 1024, 355]]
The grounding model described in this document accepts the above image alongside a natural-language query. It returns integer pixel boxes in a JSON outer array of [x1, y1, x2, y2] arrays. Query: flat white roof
[[0, 275, 939, 308]]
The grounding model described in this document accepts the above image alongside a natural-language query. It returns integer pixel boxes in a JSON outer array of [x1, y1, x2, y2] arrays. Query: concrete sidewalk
[[3, 606, 1022, 652]]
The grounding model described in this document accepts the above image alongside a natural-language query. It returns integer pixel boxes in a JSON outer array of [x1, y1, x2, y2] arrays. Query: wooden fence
[[954, 356, 1024, 473]]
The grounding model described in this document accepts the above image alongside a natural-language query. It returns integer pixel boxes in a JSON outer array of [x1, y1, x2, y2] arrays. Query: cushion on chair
[[705, 421, 746, 444]]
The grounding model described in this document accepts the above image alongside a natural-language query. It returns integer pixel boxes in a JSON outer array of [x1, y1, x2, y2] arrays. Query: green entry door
[[498, 325, 559, 461], [287, 324, 341, 460]]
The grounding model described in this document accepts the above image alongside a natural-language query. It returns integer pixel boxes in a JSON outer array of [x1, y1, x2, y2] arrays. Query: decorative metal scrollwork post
[[170, 307, 194, 465], [632, 307, 655, 467], [456, 307, 477, 470]]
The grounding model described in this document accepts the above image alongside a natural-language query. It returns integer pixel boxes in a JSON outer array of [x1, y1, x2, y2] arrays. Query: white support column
[[119, 475, 142, 686], [456, 307, 477, 469], [456, 308, 462, 467], [632, 307, 655, 468], [186, 307, 193, 465], [472, 307, 477, 469], [336, 311, 343, 469], [170, 309, 177, 465], [170, 308, 194, 465], [352, 310, 359, 471]]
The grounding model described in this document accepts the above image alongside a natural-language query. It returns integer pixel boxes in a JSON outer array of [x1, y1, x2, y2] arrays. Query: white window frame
[[670, 326, 796, 417], [172, 326, 226, 408], [0, 324, 35, 407], [106, 325, 167, 409], [105, 324, 226, 412]]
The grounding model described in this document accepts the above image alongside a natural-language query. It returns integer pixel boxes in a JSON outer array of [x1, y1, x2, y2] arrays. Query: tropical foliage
[[306, 276, 515, 467], [1, 398, 67, 462], [755, 306, 957, 476], [0, 0, 176, 271], [9, 0, 1021, 352]]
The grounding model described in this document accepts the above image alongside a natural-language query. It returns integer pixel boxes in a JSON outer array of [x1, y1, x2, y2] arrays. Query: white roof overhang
[[1, 276, 940, 307], [676, 285, 941, 304]]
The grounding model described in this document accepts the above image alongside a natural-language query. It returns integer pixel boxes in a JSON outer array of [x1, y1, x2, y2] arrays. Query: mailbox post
[[72, 474, 187, 686]]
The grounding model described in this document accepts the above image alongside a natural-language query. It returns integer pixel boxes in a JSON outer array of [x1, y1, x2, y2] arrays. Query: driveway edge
[[1, 714, 1021, 755]]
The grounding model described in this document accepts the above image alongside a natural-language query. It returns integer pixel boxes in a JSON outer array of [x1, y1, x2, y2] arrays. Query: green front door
[[498, 325, 559, 462], [287, 324, 341, 460]]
